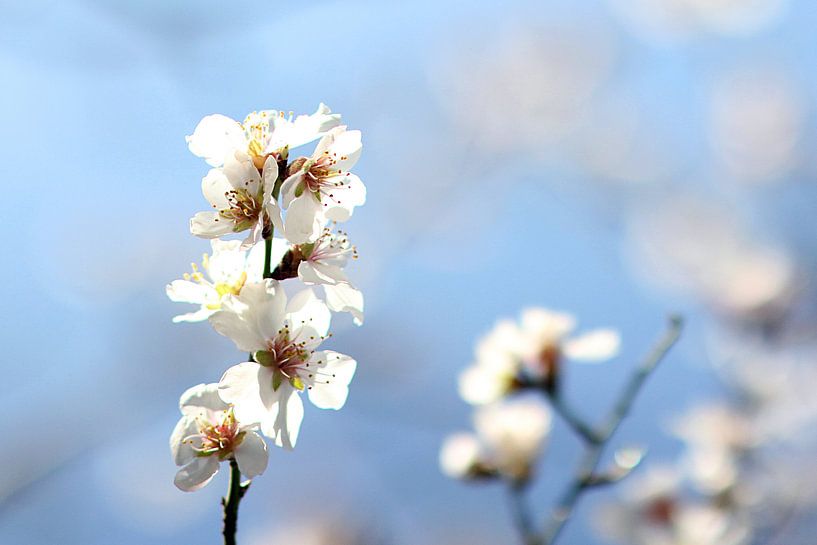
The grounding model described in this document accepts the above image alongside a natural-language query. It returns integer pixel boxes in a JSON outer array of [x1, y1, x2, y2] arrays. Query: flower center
[[219, 188, 263, 232], [183, 257, 248, 311], [189, 408, 244, 459], [253, 328, 312, 391]]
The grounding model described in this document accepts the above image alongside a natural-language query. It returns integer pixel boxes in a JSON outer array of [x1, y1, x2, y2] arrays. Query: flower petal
[[218, 362, 270, 425], [563, 329, 621, 362], [286, 288, 331, 340], [306, 351, 356, 410], [169, 415, 198, 466], [166, 280, 211, 305], [180, 383, 228, 413], [283, 194, 326, 244], [323, 283, 364, 326], [260, 386, 304, 450], [174, 456, 220, 492], [234, 431, 268, 478], [324, 174, 366, 223], [190, 211, 234, 239], [186, 114, 246, 167]]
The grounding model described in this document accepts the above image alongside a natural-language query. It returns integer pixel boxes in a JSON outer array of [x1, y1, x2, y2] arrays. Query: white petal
[[286, 288, 331, 340], [206, 239, 246, 283], [329, 128, 362, 172], [279, 173, 303, 210], [190, 211, 234, 238], [324, 174, 366, 223], [210, 306, 265, 353], [234, 431, 268, 478], [306, 351, 356, 410], [180, 383, 228, 413], [166, 280, 211, 305], [201, 168, 232, 209], [270, 103, 342, 151], [169, 415, 198, 466], [222, 150, 261, 194], [439, 433, 482, 479], [563, 329, 621, 362], [283, 194, 326, 244], [298, 261, 347, 285], [186, 114, 246, 167], [172, 308, 215, 323], [323, 283, 364, 326], [174, 456, 220, 492], [261, 387, 304, 450], [218, 362, 269, 425]]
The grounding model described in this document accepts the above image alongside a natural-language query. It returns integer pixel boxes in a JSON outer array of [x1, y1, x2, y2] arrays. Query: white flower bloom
[[439, 432, 484, 479], [210, 281, 356, 449], [276, 126, 366, 243], [267, 229, 364, 325], [518, 307, 620, 364], [190, 150, 278, 247], [458, 320, 525, 405], [458, 309, 619, 405], [165, 240, 265, 322], [670, 403, 755, 494], [473, 397, 552, 480], [170, 383, 268, 492], [186, 104, 341, 168], [595, 465, 751, 545]]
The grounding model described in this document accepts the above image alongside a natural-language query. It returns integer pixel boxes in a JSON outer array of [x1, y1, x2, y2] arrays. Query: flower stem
[[537, 315, 683, 545], [263, 235, 274, 279], [222, 458, 250, 545], [507, 480, 539, 545]]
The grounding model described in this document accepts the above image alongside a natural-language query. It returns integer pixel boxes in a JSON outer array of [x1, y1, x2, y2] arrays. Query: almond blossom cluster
[[441, 308, 681, 545], [166, 104, 365, 493], [442, 307, 620, 483]]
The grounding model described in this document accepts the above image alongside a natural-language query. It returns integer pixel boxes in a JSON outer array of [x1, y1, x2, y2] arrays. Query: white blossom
[[210, 281, 356, 449], [186, 104, 341, 168], [275, 126, 366, 244], [268, 228, 364, 325], [189, 150, 278, 247], [439, 433, 484, 479], [473, 397, 552, 480], [166, 239, 264, 322], [596, 465, 750, 545], [459, 308, 620, 405], [170, 383, 268, 492]]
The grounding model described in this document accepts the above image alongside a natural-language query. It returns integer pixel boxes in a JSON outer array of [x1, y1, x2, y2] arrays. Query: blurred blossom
[[606, 0, 789, 42], [459, 308, 620, 405], [596, 465, 751, 545], [430, 20, 615, 157], [709, 68, 805, 185], [441, 396, 552, 482], [627, 197, 797, 322], [472, 396, 553, 481], [670, 403, 755, 494], [439, 433, 485, 480]]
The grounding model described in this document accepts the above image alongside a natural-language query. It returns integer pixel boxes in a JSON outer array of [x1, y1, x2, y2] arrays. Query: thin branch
[[544, 392, 603, 445], [538, 315, 683, 545], [222, 459, 250, 545], [507, 481, 539, 545]]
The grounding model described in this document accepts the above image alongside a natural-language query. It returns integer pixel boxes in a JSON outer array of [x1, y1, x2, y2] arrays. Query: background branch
[[537, 315, 683, 545]]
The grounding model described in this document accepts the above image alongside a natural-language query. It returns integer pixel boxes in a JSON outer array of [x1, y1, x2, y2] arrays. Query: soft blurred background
[[3, 0, 817, 544]]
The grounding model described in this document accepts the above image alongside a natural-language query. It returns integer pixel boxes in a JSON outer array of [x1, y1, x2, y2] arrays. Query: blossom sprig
[[167, 104, 366, 544], [441, 311, 682, 545], [459, 307, 620, 406]]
